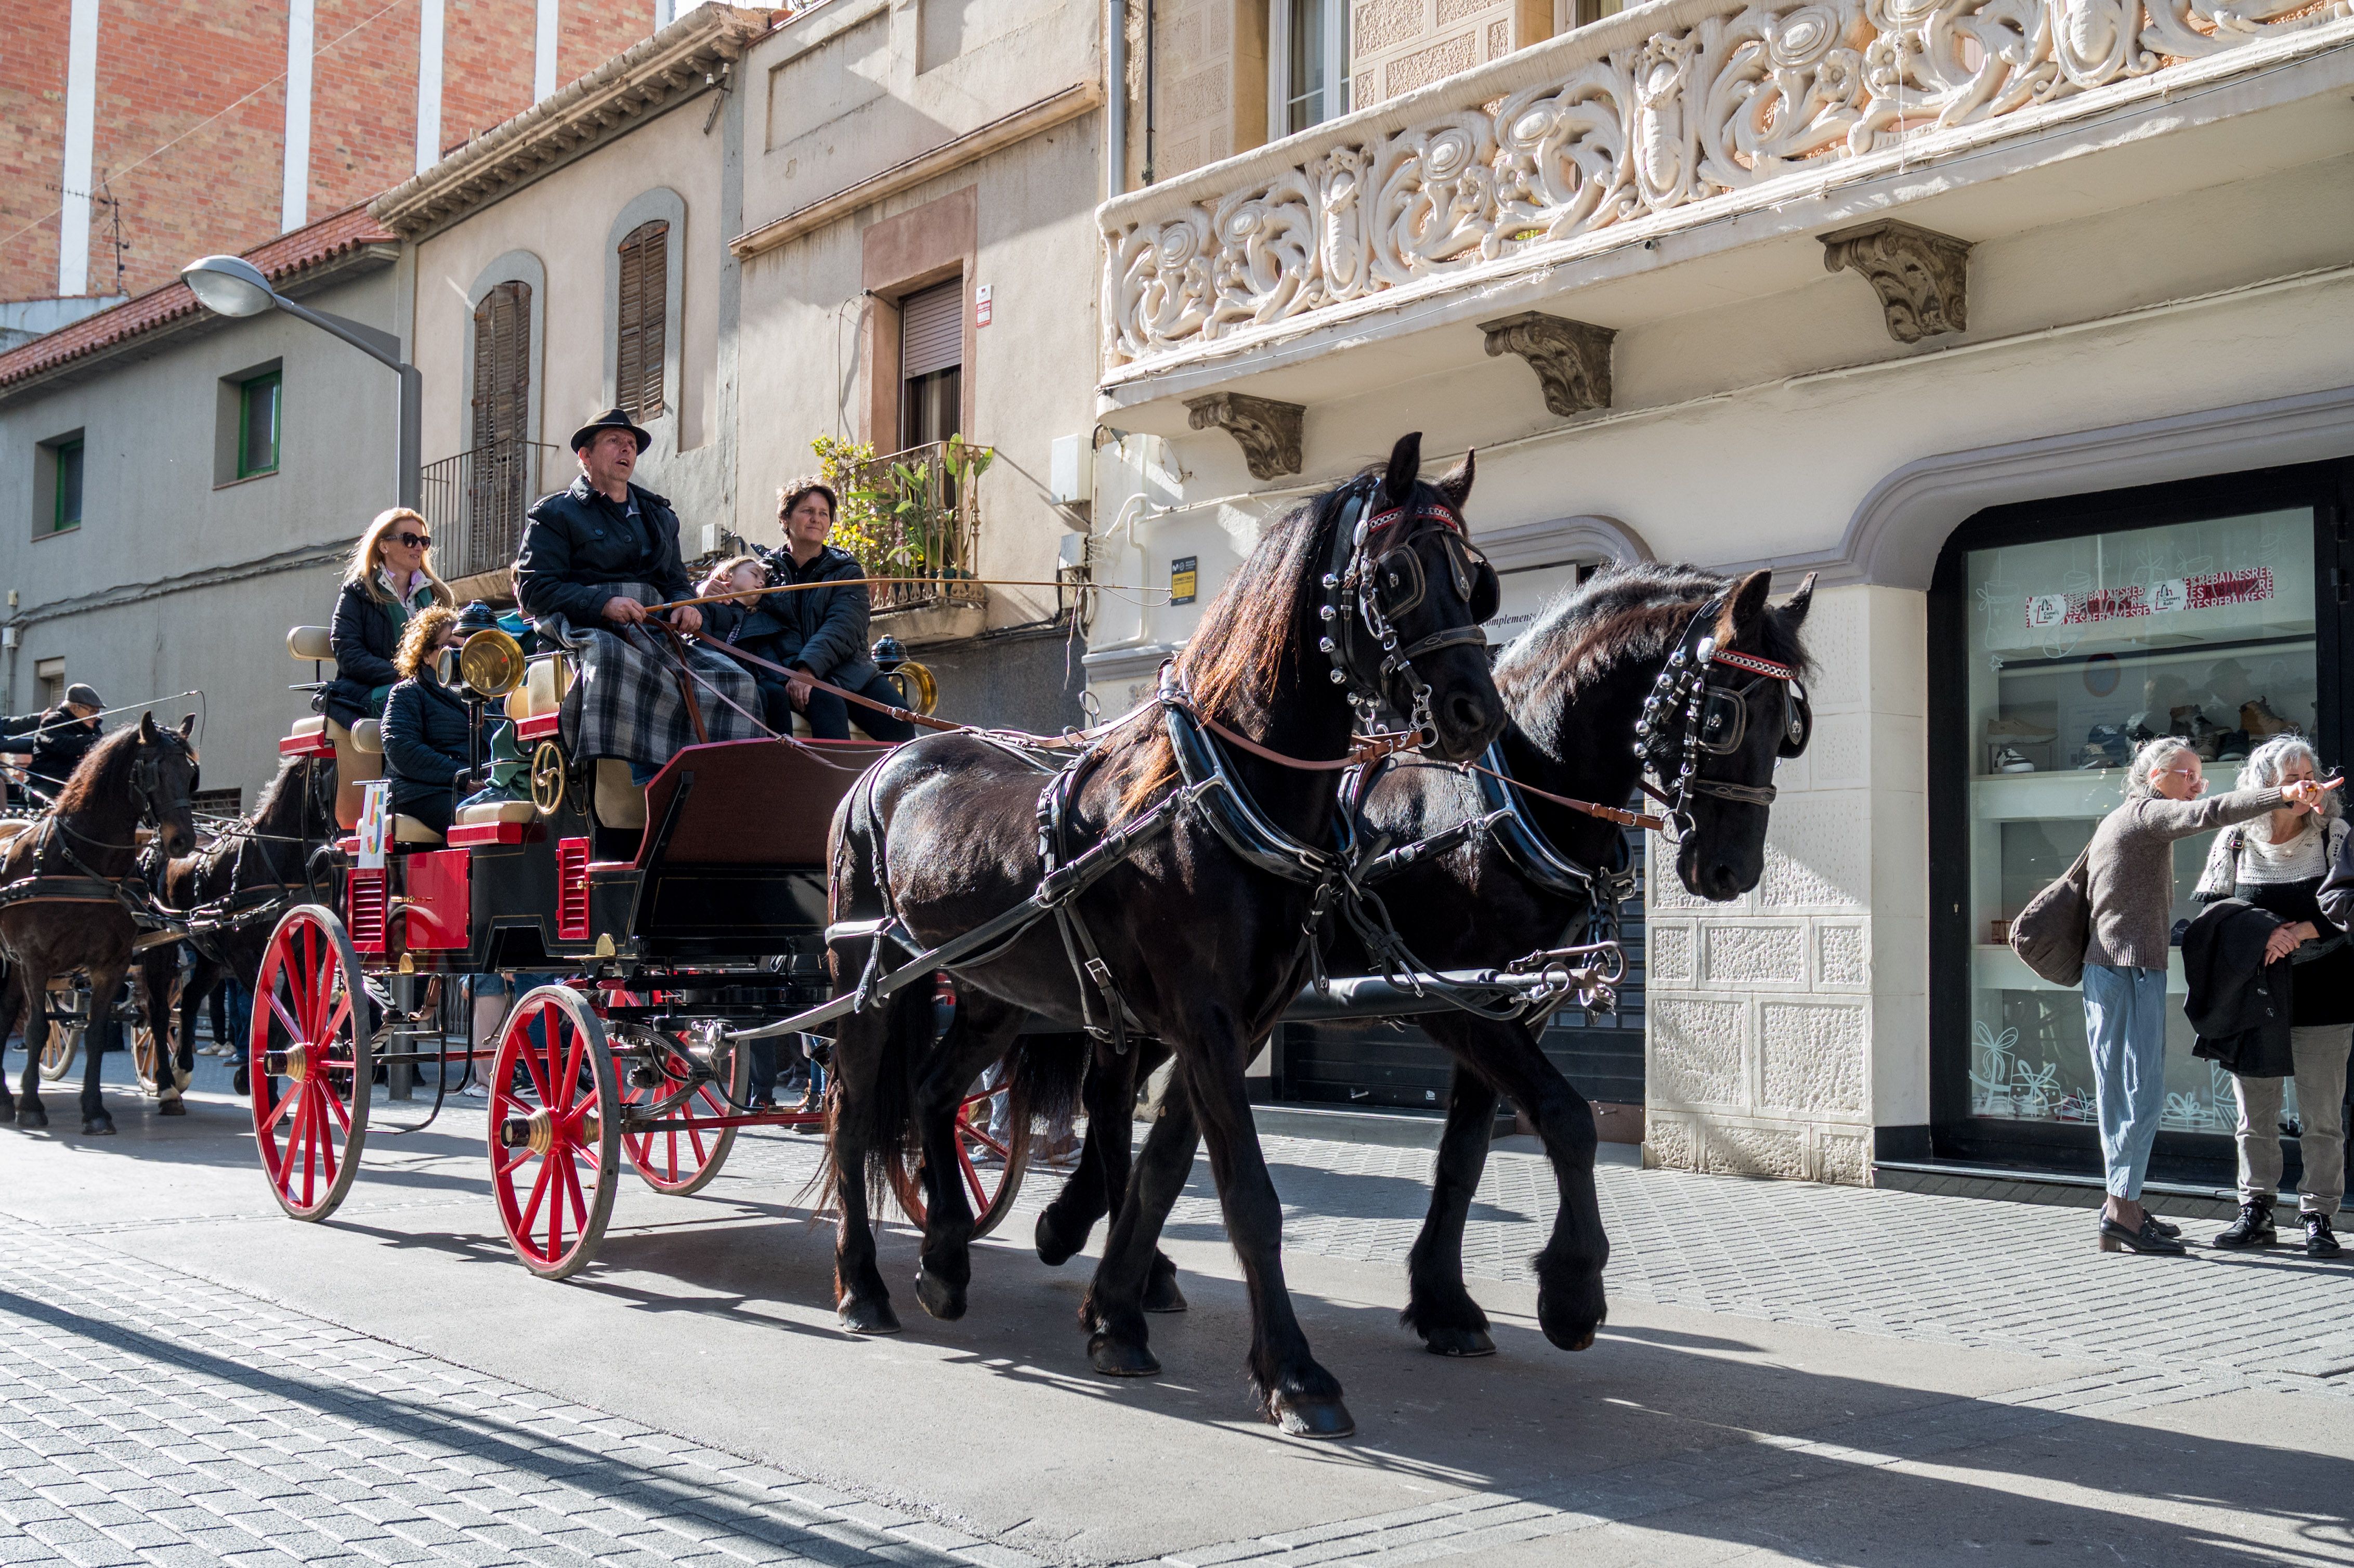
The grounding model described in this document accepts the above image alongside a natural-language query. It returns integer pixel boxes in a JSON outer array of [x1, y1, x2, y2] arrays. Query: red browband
[[1710, 649, 1796, 680], [1364, 502, 1465, 535]]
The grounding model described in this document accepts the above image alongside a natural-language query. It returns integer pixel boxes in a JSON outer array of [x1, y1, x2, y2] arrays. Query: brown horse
[[0, 714, 200, 1133]]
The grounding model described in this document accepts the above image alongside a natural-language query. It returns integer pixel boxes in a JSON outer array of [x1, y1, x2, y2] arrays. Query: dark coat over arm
[[514, 476, 692, 626]]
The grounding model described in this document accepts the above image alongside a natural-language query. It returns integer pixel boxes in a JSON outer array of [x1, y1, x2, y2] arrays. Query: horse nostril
[[1444, 691, 1488, 738]]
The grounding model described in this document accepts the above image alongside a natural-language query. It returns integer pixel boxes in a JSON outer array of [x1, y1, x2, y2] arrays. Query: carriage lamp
[[179, 252, 425, 512]]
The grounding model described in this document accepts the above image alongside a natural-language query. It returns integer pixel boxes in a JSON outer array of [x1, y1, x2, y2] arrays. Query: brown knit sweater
[[2083, 787, 2286, 970]]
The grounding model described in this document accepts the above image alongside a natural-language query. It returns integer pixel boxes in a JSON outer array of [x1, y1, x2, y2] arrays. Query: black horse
[[823, 433, 1505, 1436], [1030, 563, 1814, 1360], [138, 752, 341, 1101], [0, 715, 201, 1133]]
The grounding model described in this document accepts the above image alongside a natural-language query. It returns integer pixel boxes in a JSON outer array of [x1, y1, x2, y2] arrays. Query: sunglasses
[[391, 531, 432, 550]]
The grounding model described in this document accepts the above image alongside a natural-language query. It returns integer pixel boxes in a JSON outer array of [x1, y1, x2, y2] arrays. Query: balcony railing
[[421, 438, 561, 583], [831, 440, 988, 617], [1098, 0, 2354, 375]]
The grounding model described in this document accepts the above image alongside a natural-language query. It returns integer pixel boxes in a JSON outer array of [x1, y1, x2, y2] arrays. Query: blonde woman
[[323, 507, 456, 729], [2193, 736, 2353, 1256]]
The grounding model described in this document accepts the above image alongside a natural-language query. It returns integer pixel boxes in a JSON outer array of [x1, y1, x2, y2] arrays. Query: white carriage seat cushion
[[593, 758, 646, 830], [348, 718, 385, 754], [455, 799, 535, 826], [520, 656, 571, 718], [393, 815, 444, 844], [290, 715, 327, 739], [287, 626, 334, 662]]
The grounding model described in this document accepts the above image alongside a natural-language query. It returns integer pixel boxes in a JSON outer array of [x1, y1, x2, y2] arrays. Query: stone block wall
[[1644, 584, 1928, 1187], [1349, 0, 1548, 110], [1147, 0, 1266, 180]]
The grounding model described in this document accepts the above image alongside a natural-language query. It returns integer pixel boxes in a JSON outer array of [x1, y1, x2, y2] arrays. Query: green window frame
[[237, 370, 281, 479], [50, 439, 83, 534]]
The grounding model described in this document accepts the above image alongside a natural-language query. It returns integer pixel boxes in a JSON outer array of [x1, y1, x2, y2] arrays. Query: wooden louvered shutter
[[616, 220, 668, 420], [468, 280, 532, 573]]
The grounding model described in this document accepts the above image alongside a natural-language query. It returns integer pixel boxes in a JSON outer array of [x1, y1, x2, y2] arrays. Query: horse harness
[[1633, 595, 1809, 838], [0, 735, 199, 939], [1319, 481, 1498, 749]]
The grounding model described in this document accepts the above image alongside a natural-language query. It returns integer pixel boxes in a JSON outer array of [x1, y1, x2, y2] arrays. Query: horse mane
[[1495, 562, 1813, 739], [53, 724, 156, 816], [247, 754, 311, 827], [1115, 481, 1350, 817]]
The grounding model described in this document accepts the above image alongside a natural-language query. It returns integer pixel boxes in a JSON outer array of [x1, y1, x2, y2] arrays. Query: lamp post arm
[[269, 294, 404, 370]]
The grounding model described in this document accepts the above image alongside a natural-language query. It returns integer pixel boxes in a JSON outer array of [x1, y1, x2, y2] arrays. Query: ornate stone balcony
[[1098, 0, 2354, 383]]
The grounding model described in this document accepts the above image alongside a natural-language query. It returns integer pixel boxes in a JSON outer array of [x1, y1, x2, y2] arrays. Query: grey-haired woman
[[2192, 735, 2353, 1256], [2079, 735, 2334, 1254]]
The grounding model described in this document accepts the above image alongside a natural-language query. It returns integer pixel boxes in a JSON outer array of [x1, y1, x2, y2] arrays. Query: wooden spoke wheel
[[488, 986, 619, 1280], [621, 1029, 750, 1196], [250, 906, 372, 1221], [891, 1077, 1029, 1240], [37, 1021, 80, 1083], [132, 1023, 179, 1094], [529, 740, 571, 816]]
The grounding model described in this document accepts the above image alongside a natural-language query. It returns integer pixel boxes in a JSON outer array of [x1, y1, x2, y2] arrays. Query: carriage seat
[[289, 715, 326, 739], [506, 654, 572, 723], [455, 799, 535, 826], [344, 722, 444, 845], [287, 626, 335, 663], [593, 760, 646, 829]]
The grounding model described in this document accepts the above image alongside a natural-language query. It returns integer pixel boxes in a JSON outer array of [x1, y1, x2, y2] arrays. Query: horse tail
[[1006, 1029, 1090, 1147]]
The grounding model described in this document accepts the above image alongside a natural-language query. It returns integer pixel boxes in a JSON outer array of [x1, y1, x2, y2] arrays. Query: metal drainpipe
[[1106, 0, 1128, 200], [1141, 0, 1156, 185]]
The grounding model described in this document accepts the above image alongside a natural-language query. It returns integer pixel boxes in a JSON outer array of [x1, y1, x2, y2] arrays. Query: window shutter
[[616, 220, 668, 420], [899, 281, 963, 380], [468, 280, 532, 572]]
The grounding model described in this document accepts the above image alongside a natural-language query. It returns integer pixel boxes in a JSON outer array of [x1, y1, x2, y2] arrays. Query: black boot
[[2213, 1200, 2275, 1249], [2304, 1213, 2343, 1259]]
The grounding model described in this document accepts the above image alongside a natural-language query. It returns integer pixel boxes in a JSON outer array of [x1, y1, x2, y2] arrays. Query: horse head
[[130, 713, 201, 858]]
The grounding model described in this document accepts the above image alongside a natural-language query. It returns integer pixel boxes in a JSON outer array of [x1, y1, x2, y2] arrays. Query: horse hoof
[[19, 1105, 46, 1131], [232, 1067, 251, 1096], [1034, 1210, 1082, 1268], [82, 1116, 116, 1136], [1088, 1334, 1160, 1378], [0, 1103, 12, 1125], [1272, 1396, 1355, 1440], [914, 1268, 966, 1322], [837, 1296, 901, 1336], [159, 1099, 187, 1117], [1142, 1271, 1187, 1315], [1421, 1325, 1496, 1358]]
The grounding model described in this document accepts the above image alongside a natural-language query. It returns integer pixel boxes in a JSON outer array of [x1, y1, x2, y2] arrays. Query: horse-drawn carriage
[[251, 622, 1021, 1277]]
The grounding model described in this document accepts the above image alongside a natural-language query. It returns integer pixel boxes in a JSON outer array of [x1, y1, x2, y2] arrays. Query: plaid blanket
[[545, 582, 765, 766]]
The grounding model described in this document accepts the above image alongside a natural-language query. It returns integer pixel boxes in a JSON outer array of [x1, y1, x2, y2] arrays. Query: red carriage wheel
[[249, 906, 372, 1221], [488, 985, 620, 1279], [891, 1076, 1029, 1240], [621, 1029, 750, 1196]]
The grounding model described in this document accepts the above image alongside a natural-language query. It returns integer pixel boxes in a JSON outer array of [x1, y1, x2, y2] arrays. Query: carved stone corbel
[[1185, 393, 1305, 480], [1479, 312, 1616, 417], [1820, 220, 1972, 344]]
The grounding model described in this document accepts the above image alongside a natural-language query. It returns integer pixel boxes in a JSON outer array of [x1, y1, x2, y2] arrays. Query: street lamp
[[180, 253, 423, 512]]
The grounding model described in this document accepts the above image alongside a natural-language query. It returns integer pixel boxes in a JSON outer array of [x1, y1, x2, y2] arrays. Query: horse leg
[[1082, 1080, 1199, 1377], [826, 977, 929, 1336], [81, 962, 127, 1134], [1178, 1035, 1353, 1437], [911, 995, 1024, 1321], [0, 973, 19, 1123], [1036, 1034, 1160, 1265], [1400, 1054, 1499, 1357], [1426, 1013, 1608, 1351], [142, 957, 185, 1116], [17, 962, 50, 1130]]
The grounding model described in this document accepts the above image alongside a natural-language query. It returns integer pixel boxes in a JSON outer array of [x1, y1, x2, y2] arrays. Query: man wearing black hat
[[0, 682, 106, 804], [513, 410, 763, 781]]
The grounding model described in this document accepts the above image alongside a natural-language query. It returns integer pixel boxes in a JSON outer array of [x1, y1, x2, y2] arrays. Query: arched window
[[469, 279, 532, 557], [616, 219, 669, 420]]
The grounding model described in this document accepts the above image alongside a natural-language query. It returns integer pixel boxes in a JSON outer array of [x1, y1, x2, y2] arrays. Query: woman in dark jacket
[[380, 606, 470, 837], [324, 506, 455, 728]]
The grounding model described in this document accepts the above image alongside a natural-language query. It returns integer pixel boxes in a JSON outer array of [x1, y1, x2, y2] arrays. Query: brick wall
[[2, 0, 650, 304], [1349, 0, 1547, 110]]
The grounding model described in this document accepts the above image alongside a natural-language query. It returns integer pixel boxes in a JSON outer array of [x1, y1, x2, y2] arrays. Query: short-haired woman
[[757, 480, 914, 743], [2082, 735, 2336, 1253], [324, 507, 455, 729], [380, 605, 469, 838], [2193, 735, 2353, 1256]]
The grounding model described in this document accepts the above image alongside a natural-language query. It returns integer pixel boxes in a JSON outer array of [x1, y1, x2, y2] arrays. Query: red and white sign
[[2024, 566, 2274, 629], [974, 284, 992, 328]]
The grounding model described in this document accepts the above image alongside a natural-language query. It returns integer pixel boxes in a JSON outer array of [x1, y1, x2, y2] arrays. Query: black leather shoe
[[2098, 1216, 2186, 1255], [2305, 1213, 2343, 1259], [2213, 1201, 2276, 1249], [2146, 1214, 2181, 1238]]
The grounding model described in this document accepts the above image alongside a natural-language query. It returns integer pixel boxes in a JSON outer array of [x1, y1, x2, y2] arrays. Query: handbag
[[2010, 845, 2093, 987]]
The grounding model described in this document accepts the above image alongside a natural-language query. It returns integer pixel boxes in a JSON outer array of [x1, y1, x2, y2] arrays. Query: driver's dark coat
[[0, 704, 102, 791], [514, 476, 692, 625]]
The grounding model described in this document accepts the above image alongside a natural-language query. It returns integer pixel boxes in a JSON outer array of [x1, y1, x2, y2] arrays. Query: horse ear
[[1714, 569, 1775, 643], [1436, 449, 1474, 513], [177, 713, 197, 739], [1382, 432, 1423, 506], [1781, 571, 1817, 629], [139, 712, 158, 742]]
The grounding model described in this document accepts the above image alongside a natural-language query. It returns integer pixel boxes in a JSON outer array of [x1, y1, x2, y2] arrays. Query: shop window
[[237, 370, 281, 478], [1957, 504, 2319, 1141], [1270, 0, 1349, 137], [898, 279, 963, 451], [614, 220, 668, 421], [40, 434, 83, 534]]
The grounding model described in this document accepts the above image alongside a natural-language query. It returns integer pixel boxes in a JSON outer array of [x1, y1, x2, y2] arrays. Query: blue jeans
[[2083, 963, 2169, 1200]]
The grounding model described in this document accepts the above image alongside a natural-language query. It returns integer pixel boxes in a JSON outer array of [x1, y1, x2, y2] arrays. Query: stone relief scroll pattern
[[1103, 0, 2351, 364]]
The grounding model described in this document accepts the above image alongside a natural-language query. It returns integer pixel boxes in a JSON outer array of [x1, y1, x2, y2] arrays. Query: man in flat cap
[[514, 409, 764, 783], [0, 681, 106, 804]]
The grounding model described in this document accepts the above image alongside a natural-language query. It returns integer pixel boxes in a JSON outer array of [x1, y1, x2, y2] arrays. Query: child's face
[[728, 564, 765, 604]]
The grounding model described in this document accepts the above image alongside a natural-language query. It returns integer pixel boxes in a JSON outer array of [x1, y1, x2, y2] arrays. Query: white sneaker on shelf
[[1992, 747, 2036, 774]]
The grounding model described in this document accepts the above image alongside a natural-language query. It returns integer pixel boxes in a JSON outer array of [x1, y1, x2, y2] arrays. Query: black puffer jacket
[[381, 669, 470, 815], [0, 705, 101, 793], [514, 477, 691, 626], [754, 543, 881, 690], [2185, 898, 2294, 1077], [323, 576, 446, 727]]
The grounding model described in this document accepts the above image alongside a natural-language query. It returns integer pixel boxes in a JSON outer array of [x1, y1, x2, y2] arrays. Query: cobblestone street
[[2, 1054, 2349, 1566]]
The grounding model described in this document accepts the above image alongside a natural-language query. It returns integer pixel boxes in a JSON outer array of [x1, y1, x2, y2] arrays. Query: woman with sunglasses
[[322, 506, 456, 731]]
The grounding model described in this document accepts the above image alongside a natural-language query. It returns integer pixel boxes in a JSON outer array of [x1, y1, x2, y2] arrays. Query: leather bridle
[[1318, 481, 1500, 751], [1632, 596, 1808, 838]]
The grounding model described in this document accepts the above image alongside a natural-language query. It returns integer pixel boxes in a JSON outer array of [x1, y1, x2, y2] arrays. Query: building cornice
[[371, 6, 776, 240]]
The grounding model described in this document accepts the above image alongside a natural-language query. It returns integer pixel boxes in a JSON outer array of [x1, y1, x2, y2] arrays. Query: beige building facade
[[1088, 0, 2354, 1187]]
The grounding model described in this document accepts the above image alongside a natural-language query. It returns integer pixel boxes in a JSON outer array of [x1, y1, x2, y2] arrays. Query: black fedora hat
[[570, 407, 652, 454]]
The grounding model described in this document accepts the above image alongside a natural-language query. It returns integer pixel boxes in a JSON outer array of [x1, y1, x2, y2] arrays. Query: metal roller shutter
[[899, 280, 963, 379]]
